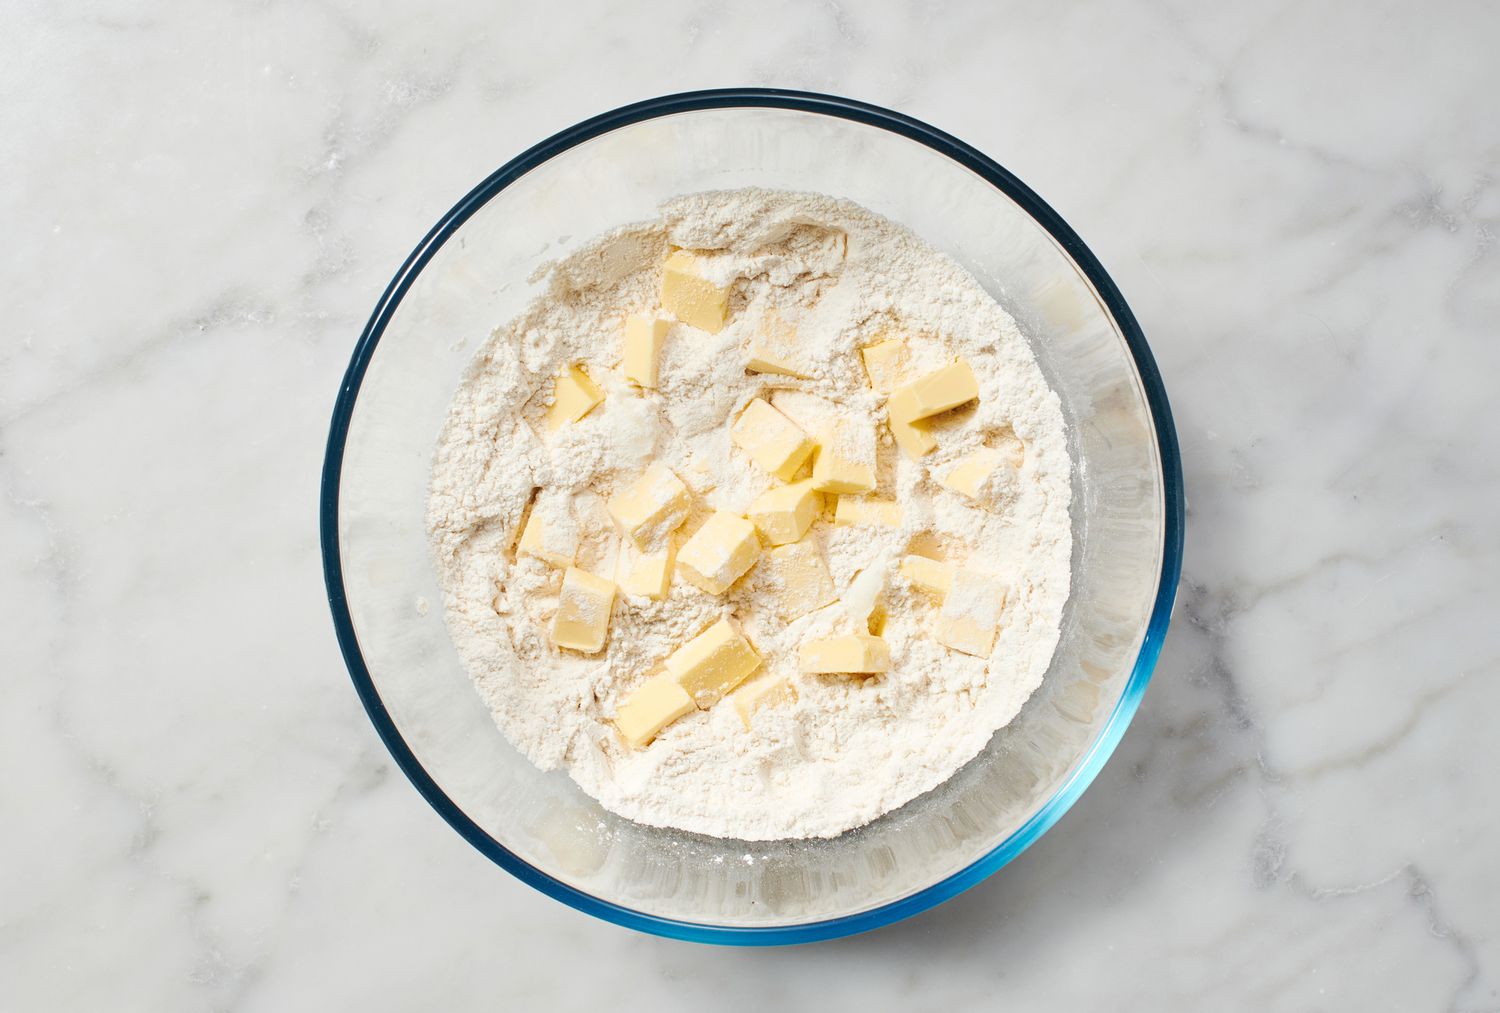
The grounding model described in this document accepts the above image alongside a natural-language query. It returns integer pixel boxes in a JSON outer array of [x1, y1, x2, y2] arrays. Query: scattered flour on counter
[[426, 189, 1072, 840]]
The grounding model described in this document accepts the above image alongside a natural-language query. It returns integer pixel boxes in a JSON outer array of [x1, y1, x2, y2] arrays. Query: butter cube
[[550, 567, 616, 654], [901, 555, 954, 596], [731, 398, 817, 481], [934, 568, 1005, 657], [860, 338, 910, 393], [607, 464, 691, 550], [833, 496, 902, 528], [615, 673, 695, 749], [811, 417, 876, 494], [616, 540, 675, 600], [545, 364, 604, 430], [940, 446, 1008, 500], [733, 674, 796, 730], [799, 634, 890, 675], [886, 386, 939, 460], [760, 540, 836, 622], [622, 315, 670, 388], [904, 360, 979, 419], [661, 250, 730, 333], [665, 617, 762, 706], [748, 478, 821, 545], [517, 492, 578, 568], [676, 511, 762, 595], [747, 315, 810, 378]]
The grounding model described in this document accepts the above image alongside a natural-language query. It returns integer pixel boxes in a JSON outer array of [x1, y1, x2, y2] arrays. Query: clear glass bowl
[[321, 90, 1183, 944]]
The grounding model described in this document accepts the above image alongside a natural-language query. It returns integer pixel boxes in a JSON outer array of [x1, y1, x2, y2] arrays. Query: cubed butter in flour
[[934, 568, 1005, 657], [859, 338, 910, 393], [900, 554, 954, 596], [731, 398, 817, 481], [833, 495, 902, 528], [676, 511, 762, 595], [607, 464, 691, 550], [517, 494, 578, 568], [798, 634, 890, 675], [616, 540, 675, 600], [733, 673, 796, 730], [622, 315, 669, 388], [902, 360, 979, 419], [746, 314, 810, 378], [810, 417, 876, 494], [885, 386, 939, 460], [940, 446, 1008, 500], [661, 250, 730, 333], [760, 540, 836, 622], [665, 617, 762, 707], [545, 364, 604, 430], [550, 567, 616, 654], [748, 478, 821, 546], [614, 673, 695, 749]]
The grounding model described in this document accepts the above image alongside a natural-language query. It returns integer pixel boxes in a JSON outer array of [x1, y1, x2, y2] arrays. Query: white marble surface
[[4, 1, 1498, 1008]]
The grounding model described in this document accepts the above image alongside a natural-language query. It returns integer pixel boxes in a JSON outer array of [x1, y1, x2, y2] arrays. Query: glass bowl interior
[[324, 94, 1181, 943]]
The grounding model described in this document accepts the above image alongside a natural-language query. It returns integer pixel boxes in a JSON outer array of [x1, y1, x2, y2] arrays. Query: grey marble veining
[[3, 1, 1497, 1009]]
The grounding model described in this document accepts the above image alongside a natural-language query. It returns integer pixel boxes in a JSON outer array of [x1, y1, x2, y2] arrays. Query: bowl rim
[[319, 88, 1185, 945]]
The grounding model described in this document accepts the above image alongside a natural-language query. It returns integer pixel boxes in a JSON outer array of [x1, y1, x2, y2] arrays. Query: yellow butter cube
[[665, 617, 762, 706], [545, 364, 604, 430], [616, 540, 675, 600], [550, 567, 616, 654], [661, 250, 730, 333], [517, 493, 578, 568], [760, 540, 836, 622], [747, 478, 821, 546], [833, 496, 902, 528], [747, 315, 810, 378], [731, 398, 817, 481], [811, 417, 876, 494], [607, 464, 691, 550], [622, 315, 670, 388], [799, 634, 890, 675], [860, 338, 910, 393], [900, 555, 954, 596], [676, 511, 762, 595], [940, 447, 1007, 500], [615, 673, 695, 749], [733, 674, 796, 730], [886, 386, 939, 460], [934, 568, 1005, 657], [903, 360, 979, 419]]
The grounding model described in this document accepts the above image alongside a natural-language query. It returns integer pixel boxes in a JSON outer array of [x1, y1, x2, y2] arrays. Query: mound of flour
[[426, 189, 1072, 840]]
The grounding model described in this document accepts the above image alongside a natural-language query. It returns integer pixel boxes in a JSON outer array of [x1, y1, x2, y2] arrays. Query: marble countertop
[[5, 2, 1497, 1009]]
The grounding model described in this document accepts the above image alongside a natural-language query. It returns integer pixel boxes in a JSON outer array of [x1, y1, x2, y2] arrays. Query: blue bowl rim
[[319, 88, 1185, 946]]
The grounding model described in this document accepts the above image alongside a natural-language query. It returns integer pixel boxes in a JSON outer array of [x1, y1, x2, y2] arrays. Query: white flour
[[427, 189, 1072, 840]]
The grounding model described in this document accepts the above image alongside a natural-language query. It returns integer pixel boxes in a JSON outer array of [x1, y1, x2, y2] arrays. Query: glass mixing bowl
[[320, 90, 1184, 944]]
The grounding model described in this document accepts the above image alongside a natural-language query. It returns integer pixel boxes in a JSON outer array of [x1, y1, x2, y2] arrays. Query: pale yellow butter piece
[[886, 386, 939, 460], [616, 540, 675, 600], [607, 464, 691, 549], [615, 673, 695, 749], [760, 540, 836, 622], [799, 634, 890, 674], [622, 315, 670, 388], [517, 493, 578, 568], [665, 617, 762, 706], [940, 446, 1008, 500], [747, 478, 821, 546], [859, 338, 910, 393], [903, 360, 979, 419], [661, 250, 729, 333], [545, 364, 604, 430], [731, 398, 817, 481], [676, 511, 762, 595], [833, 495, 902, 528], [934, 568, 1005, 657], [747, 315, 810, 378], [550, 567, 616, 654], [733, 674, 796, 730], [811, 417, 876, 494], [900, 555, 954, 596]]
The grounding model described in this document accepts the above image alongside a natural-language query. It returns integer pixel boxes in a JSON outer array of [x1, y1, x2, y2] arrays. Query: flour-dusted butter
[[940, 446, 1015, 500], [859, 338, 910, 393], [934, 568, 1005, 657], [607, 463, 691, 550], [760, 539, 836, 622], [799, 634, 890, 674], [550, 567, 616, 654], [666, 617, 762, 707], [746, 313, 810, 378], [833, 495, 902, 528], [811, 416, 876, 494], [615, 673, 695, 748], [885, 386, 939, 460], [661, 249, 729, 333], [517, 491, 578, 568], [731, 397, 817, 481], [616, 539, 675, 600], [545, 364, 604, 431], [900, 554, 953, 596], [622, 315, 669, 388], [904, 360, 979, 418], [676, 511, 762, 595], [748, 478, 821, 546], [733, 673, 795, 730]]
